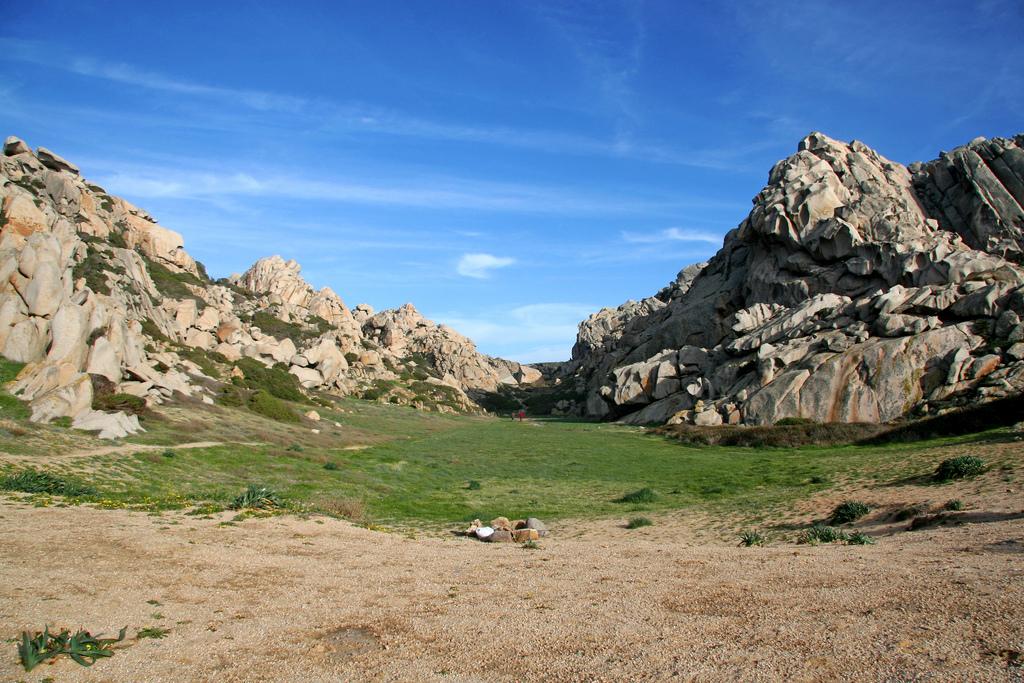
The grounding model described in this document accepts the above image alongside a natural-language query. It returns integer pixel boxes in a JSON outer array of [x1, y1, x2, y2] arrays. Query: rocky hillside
[[0, 136, 539, 437], [561, 132, 1024, 426]]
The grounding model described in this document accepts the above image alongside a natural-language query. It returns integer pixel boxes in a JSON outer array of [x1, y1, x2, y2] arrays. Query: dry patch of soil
[[1, 480, 1022, 681]]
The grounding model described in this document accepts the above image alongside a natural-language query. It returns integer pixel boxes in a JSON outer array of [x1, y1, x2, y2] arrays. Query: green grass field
[[2, 389, 1016, 529]]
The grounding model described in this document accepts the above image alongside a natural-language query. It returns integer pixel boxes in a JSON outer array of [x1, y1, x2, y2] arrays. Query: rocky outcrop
[[362, 303, 528, 393], [567, 132, 1024, 426], [0, 136, 539, 435]]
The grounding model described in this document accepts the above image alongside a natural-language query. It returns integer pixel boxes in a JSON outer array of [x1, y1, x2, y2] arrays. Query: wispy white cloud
[[621, 227, 722, 245], [85, 158, 709, 215], [456, 253, 516, 279]]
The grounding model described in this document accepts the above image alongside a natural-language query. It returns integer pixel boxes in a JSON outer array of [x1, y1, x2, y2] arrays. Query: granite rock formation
[[563, 132, 1024, 425]]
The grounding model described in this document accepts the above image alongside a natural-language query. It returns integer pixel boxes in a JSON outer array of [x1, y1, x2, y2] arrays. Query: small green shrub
[[344, 352, 359, 364], [93, 392, 147, 415], [800, 524, 849, 545], [829, 500, 870, 525], [934, 455, 985, 481], [466, 480, 482, 490], [775, 416, 814, 426], [847, 532, 876, 546], [626, 516, 653, 529], [229, 484, 282, 510], [140, 318, 171, 344], [248, 390, 299, 423], [738, 530, 767, 547], [944, 499, 964, 511], [287, 443, 304, 452], [143, 255, 207, 309], [616, 487, 657, 504], [0, 470, 96, 497], [161, 448, 176, 458], [17, 626, 126, 672], [323, 461, 339, 471], [235, 358, 305, 402], [0, 358, 26, 383]]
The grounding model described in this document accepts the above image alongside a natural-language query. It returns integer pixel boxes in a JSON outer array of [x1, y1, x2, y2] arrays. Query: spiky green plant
[[229, 484, 282, 510], [934, 456, 985, 481], [800, 524, 849, 545], [847, 532, 876, 545], [17, 626, 126, 671], [739, 530, 767, 547], [626, 516, 653, 529], [829, 500, 870, 525], [944, 499, 965, 511], [0, 470, 95, 497]]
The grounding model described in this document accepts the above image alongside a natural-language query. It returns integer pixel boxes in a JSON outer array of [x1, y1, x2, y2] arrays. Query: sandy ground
[[1, 479, 1023, 683]]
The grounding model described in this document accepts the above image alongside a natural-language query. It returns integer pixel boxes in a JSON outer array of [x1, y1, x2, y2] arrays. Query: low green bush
[[248, 390, 299, 423], [774, 416, 814, 426], [235, 358, 305, 402], [944, 499, 964, 511], [626, 516, 653, 529], [93, 392, 147, 415], [934, 455, 985, 481]]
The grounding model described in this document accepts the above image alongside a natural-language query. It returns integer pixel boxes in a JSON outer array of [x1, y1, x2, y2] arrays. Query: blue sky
[[2, 1, 1021, 362]]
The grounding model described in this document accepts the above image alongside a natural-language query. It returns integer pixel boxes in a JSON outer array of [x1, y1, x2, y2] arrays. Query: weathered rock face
[[568, 132, 1024, 426], [0, 136, 539, 435], [362, 303, 526, 393]]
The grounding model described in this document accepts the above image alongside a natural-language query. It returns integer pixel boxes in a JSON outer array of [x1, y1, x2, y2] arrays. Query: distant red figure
[[518, 410, 525, 422]]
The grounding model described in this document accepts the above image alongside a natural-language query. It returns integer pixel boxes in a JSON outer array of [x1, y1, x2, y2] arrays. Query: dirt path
[[0, 441, 256, 463], [1, 496, 1021, 682]]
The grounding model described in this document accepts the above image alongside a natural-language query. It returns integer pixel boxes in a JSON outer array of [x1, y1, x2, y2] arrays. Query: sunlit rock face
[[565, 132, 1024, 425]]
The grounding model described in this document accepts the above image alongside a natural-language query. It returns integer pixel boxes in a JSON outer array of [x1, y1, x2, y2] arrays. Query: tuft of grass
[[934, 455, 985, 481], [616, 487, 657, 504], [466, 479, 482, 490], [161, 448, 176, 458], [286, 443, 304, 452], [944, 499, 964, 511], [829, 500, 871, 525], [323, 461, 339, 471], [0, 470, 96, 497], [318, 497, 365, 521], [135, 627, 169, 640], [847, 532, 876, 545], [521, 540, 541, 550], [738, 530, 767, 547], [229, 485, 282, 511], [17, 626, 126, 672], [626, 516, 653, 529], [800, 524, 849, 545]]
